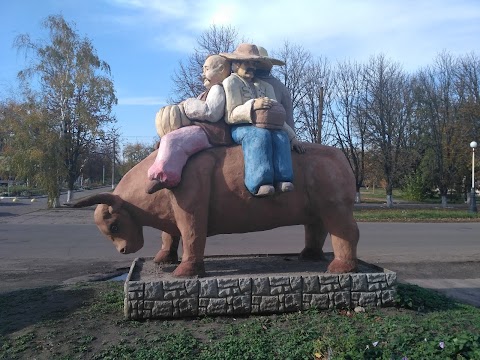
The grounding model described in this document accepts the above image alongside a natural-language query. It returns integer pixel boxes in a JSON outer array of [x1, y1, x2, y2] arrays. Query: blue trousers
[[231, 125, 293, 194]]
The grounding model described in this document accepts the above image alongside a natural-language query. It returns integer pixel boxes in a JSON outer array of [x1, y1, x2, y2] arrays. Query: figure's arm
[[283, 123, 296, 141], [183, 85, 226, 122], [282, 87, 295, 129], [283, 123, 306, 154]]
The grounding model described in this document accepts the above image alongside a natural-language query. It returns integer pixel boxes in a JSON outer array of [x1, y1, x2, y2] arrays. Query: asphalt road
[[1, 187, 480, 306], [3, 222, 479, 263]]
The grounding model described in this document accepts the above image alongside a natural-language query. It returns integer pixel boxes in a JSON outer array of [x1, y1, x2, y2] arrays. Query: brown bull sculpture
[[73, 144, 359, 277]]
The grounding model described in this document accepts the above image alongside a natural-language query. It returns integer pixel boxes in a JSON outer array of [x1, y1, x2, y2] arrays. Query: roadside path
[[1, 187, 479, 306]]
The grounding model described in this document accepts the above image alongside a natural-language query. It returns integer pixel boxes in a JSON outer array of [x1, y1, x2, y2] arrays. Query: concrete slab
[[404, 278, 480, 307]]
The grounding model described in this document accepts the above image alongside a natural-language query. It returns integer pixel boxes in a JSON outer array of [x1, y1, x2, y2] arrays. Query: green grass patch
[[360, 189, 405, 202], [359, 189, 475, 205], [1, 282, 479, 359], [354, 208, 480, 222]]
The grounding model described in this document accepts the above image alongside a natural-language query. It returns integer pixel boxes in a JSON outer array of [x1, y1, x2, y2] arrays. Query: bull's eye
[[110, 224, 119, 233]]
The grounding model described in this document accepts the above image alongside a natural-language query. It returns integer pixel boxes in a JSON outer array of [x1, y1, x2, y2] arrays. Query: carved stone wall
[[124, 257, 397, 320]]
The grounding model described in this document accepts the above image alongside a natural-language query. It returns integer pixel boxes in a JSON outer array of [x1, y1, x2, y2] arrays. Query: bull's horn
[[72, 193, 123, 212]]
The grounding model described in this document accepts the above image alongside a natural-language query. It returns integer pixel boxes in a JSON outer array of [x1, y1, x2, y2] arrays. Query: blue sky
[[1, 0, 480, 146]]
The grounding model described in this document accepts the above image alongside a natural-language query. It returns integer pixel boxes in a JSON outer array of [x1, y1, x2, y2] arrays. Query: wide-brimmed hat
[[220, 43, 268, 63], [257, 46, 285, 66]]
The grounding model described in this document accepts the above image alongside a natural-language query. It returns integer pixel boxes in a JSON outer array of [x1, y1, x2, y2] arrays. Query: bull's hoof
[[298, 248, 324, 261], [327, 258, 357, 273], [172, 261, 206, 277], [153, 250, 178, 264]]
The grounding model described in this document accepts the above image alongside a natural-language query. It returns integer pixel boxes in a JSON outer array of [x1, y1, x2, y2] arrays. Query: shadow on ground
[[0, 286, 94, 336]]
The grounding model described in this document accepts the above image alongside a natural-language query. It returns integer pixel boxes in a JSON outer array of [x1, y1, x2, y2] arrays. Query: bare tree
[[271, 42, 335, 143], [330, 60, 367, 202], [169, 25, 240, 103], [457, 52, 480, 141], [271, 42, 311, 118], [362, 54, 413, 207], [457, 52, 480, 197], [295, 57, 334, 143], [413, 52, 471, 206]]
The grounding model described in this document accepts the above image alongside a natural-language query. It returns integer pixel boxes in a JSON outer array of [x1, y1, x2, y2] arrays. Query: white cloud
[[153, 33, 197, 53], [106, 0, 480, 69]]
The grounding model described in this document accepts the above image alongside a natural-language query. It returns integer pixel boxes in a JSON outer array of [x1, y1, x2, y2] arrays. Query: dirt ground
[[1, 258, 131, 294]]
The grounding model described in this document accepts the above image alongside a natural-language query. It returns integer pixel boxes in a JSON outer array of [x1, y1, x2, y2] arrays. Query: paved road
[[1, 187, 479, 306]]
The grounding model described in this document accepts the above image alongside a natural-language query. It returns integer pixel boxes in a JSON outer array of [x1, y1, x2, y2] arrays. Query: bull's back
[[114, 144, 355, 236], [202, 144, 355, 235]]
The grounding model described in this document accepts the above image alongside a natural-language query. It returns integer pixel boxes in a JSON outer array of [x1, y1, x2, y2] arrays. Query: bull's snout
[[116, 243, 129, 254], [116, 244, 138, 254], [112, 235, 143, 255]]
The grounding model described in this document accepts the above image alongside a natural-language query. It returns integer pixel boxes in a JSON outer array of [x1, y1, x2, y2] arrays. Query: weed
[[85, 282, 123, 315], [354, 208, 480, 222], [395, 283, 457, 311], [1, 277, 479, 359]]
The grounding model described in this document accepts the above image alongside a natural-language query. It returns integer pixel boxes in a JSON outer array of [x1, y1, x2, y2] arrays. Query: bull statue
[[73, 144, 359, 277]]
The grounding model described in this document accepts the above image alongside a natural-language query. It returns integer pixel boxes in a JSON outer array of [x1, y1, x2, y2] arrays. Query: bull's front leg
[[154, 232, 180, 264], [173, 229, 207, 277]]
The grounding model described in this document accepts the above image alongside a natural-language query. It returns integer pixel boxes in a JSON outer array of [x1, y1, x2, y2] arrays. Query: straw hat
[[220, 43, 268, 63], [257, 46, 285, 66]]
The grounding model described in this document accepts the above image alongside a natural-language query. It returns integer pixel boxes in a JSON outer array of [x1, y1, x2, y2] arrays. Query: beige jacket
[[223, 73, 295, 140]]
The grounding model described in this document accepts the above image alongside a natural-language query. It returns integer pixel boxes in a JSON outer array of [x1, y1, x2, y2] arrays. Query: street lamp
[[470, 141, 477, 213], [111, 137, 116, 190]]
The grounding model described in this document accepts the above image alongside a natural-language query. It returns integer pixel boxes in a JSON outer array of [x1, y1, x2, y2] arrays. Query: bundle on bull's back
[[73, 144, 359, 277]]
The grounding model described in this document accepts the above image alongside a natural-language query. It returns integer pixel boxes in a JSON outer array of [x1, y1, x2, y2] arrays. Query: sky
[[1, 0, 480, 147]]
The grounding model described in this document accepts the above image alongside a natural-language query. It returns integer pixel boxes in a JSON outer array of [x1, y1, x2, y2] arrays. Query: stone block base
[[124, 254, 397, 320]]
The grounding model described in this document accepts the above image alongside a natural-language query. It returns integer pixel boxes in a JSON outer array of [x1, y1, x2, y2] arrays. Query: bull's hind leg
[[323, 211, 359, 273], [299, 222, 328, 261], [170, 152, 214, 278], [154, 233, 180, 264]]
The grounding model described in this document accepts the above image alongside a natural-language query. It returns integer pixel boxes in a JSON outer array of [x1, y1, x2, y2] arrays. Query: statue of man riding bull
[[74, 43, 359, 277]]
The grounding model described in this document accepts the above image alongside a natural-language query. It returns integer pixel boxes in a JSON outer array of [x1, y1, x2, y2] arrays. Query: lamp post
[[111, 137, 116, 190], [470, 141, 477, 213]]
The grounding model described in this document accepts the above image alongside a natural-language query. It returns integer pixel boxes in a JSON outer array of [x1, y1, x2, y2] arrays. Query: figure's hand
[[291, 138, 306, 154], [253, 97, 274, 110]]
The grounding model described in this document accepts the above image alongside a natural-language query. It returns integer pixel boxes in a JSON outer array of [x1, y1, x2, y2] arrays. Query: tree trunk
[[439, 185, 449, 208], [66, 189, 74, 203], [355, 191, 361, 204], [386, 182, 394, 208], [441, 195, 448, 208], [386, 195, 393, 208], [48, 196, 60, 208]]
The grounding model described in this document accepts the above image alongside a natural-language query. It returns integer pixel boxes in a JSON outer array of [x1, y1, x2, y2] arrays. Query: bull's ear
[[72, 193, 123, 213]]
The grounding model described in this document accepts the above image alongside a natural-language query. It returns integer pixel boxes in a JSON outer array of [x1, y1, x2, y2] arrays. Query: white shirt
[[183, 84, 226, 122]]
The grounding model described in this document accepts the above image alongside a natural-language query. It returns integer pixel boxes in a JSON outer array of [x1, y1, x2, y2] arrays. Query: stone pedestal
[[124, 254, 397, 320]]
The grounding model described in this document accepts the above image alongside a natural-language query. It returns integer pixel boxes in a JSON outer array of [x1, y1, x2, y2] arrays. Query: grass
[[359, 188, 476, 205], [1, 282, 479, 359], [354, 188, 480, 221], [354, 208, 480, 222]]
